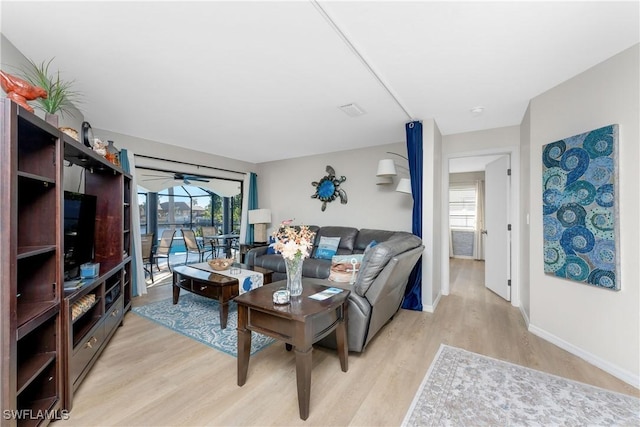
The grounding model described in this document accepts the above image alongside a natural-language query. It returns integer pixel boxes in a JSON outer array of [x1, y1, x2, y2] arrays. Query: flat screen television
[[63, 191, 97, 280]]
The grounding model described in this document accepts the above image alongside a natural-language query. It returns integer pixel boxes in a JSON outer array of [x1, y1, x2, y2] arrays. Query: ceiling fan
[[173, 173, 210, 184], [141, 171, 210, 186]]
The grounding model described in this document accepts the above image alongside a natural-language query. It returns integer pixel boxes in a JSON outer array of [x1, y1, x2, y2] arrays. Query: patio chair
[[201, 226, 226, 258], [181, 228, 211, 264], [154, 229, 176, 272], [141, 233, 155, 283]]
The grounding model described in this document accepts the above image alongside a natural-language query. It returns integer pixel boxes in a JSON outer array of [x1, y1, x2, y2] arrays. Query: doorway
[[441, 146, 520, 307]]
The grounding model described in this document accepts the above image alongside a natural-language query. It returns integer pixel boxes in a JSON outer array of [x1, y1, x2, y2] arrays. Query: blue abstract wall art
[[542, 124, 620, 290]]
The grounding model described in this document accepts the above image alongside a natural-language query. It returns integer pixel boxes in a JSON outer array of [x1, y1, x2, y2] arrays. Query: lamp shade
[[248, 208, 271, 224], [376, 159, 397, 177], [395, 178, 412, 194], [376, 176, 394, 185]]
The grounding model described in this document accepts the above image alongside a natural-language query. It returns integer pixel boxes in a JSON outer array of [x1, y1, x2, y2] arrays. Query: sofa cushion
[[353, 229, 399, 253], [329, 254, 363, 283], [354, 234, 422, 295], [328, 254, 363, 283], [302, 257, 331, 279], [313, 226, 358, 255], [251, 253, 286, 273], [313, 236, 341, 259]]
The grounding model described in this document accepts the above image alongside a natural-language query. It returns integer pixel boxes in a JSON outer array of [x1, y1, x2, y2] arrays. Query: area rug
[[132, 293, 275, 357], [402, 344, 639, 426]]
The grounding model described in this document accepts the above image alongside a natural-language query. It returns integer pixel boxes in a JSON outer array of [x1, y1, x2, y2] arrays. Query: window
[[137, 183, 243, 237], [449, 184, 476, 230]]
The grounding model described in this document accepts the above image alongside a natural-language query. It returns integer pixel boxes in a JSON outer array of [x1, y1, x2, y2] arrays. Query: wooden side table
[[235, 280, 349, 420]]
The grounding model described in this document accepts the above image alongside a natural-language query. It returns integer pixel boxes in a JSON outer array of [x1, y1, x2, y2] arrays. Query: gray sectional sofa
[[245, 226, 424, 352]]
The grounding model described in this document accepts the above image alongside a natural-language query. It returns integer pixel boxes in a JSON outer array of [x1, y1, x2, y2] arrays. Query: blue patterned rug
[[132, 293, 275, 357]]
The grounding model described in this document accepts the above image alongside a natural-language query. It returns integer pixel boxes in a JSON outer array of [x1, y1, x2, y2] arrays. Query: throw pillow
[[313, 236, 341, 259], [266, 236, 279, 254], [328, 254, 364, 283], [365, 240, 378, 253]]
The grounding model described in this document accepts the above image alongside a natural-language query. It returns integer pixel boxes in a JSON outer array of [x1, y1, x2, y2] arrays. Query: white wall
[[528, 44, 639, 386], [519, 105, 532, 323], [1, 34, 84, 131], [257, 141, 413, 233], [422, 119, 442, 311], [96, 129, 257, 179], [443, 126, 520, 155]]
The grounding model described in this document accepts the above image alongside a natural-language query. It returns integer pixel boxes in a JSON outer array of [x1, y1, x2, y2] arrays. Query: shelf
[[16, 114, 58, 181], [15, 351, 58, 425], [71, 295, 98, 323], [16, 302, 58, 340], [16, 397, 58, 427], [72, 312, 101, 349], [17, 352, 56, 395], [17, 171, 56, 186], [105, 287, 121, 313], [64, 137, 125, 174], [17, 176, 57, 249], [16, 104, 58, 133], [17, 246, 57, 259], [105, 280, 121, 295], [71, 295, 102, 348], [2, 98, 133, 416]]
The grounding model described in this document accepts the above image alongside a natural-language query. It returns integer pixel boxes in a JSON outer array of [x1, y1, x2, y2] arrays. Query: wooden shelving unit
[[61, 126, 132, 411], [1, 98, 133, 422], [1, 99, 63, 426]]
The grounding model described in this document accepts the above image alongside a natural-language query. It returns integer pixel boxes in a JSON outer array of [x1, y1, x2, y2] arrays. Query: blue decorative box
[[80, 262, 100, 279]]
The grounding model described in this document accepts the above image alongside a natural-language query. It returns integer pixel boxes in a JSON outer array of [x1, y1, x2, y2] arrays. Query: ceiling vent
[[339, 103, 366, 117]]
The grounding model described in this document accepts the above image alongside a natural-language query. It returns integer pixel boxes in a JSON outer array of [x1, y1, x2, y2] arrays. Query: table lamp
[[248, 208, 271, 244]]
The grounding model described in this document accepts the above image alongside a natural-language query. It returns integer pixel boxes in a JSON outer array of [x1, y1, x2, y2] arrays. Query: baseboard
[[423, 292, 441, 313], [518, 305, 530, 328], [528, 323, 639, 389]]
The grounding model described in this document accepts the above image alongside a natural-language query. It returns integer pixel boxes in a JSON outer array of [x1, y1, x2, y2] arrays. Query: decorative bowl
[[59, 127, 79, 141], [208, 258, 235, 271]]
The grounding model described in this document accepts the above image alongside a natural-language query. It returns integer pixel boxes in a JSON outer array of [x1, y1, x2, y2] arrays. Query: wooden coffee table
[[235, 279, 350, 420], [172, 263, 273, 329]]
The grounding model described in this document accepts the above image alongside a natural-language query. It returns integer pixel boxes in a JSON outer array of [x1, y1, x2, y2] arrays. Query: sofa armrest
[[360, 244, 423, 350], [354, 235, 423, 296], [245, 246, 269, 267], [363, 245, 424, 306]]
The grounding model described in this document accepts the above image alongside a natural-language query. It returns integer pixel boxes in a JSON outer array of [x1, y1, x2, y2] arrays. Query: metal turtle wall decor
[[311, 165, 347, 211]]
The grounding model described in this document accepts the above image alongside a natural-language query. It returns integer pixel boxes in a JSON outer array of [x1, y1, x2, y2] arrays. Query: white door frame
[[441, 145, 520, 308]]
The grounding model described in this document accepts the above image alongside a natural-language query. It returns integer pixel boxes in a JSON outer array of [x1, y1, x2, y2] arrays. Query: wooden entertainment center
[[0, 99, 132, 425]]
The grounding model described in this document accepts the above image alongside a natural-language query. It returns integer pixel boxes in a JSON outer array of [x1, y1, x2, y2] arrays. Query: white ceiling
[[1, 1, 638, 164]]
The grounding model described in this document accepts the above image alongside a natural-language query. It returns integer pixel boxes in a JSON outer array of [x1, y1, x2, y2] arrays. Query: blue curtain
[[247, 172, 258, 244], [402, 121, 423, 311]]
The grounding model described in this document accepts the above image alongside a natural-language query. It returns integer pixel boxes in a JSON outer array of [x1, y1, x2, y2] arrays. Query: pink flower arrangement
[[271, 220, 316, 261]]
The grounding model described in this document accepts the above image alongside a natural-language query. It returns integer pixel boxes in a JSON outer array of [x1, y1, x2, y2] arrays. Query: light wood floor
[[59, 259, 638, 426]]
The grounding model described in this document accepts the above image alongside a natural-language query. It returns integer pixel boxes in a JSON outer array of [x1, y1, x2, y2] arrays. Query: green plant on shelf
[[19, 57, 82, 117]]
